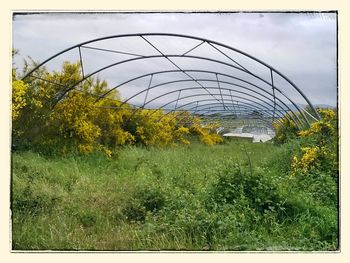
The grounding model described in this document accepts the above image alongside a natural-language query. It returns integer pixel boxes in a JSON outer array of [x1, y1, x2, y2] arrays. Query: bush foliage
[[274, 108, 338, 180], [12, 60, 223, 155]]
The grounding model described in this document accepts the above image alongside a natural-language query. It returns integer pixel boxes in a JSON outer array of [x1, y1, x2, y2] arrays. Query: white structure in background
[[223, 125, 275, 143]]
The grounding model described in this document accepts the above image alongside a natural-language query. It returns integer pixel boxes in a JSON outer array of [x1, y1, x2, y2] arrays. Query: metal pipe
[[21, 33, 319, 124]]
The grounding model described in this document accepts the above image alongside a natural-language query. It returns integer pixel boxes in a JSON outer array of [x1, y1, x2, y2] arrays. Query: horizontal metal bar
[[99, 68, 300, 124], [21, 33, 319, 124], [182, 40, 205, 56], [139, 87, 287, 118], [81, 45, 144, 57], [170, 99, 280, 124]]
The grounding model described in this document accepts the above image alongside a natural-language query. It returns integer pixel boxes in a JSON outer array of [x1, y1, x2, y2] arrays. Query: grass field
[[11, 138, 338, 251]]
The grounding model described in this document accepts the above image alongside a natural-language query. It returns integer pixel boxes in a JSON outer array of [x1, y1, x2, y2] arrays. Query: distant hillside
[[314, 104, 337, 109]]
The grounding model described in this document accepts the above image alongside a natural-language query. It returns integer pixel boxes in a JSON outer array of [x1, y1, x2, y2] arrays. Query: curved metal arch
[[103, 68, 299, 122], [179, 103, 278, 128], [117, 76, 301, 126], [137, 87, 293, 123], [195, 108, 274, 122], [170, 114, 275, 131], [165, 99, 281, 126], [158, 95, 295, 125], [124, 96, 280, 130], [22, 33, 318, 115], [195, 112, 275, 129], [93, 100, 281, 129], [196, 111, 274, 121], [38, 53, 310, 126], [105, 98, 279, 128], [141, 92, 284, 123], [22, 33, 319, 129], [116, 92, 293, 129], [184, 102, 281, 118], [128, 83, 285, 117]]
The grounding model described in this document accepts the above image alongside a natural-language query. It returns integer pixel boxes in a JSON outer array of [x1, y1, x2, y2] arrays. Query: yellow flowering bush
[[289, 108, 338, 177], [318, 108, 336, 120], [12, 80, 28, 121], [189, 123, 223, 146], [273, 116, 298, 144], [298, 122, 331, 137], [77, 143, 94, 154], [298, 109, 337, 139], [173, 126, 190, 145], [12, 59, 224, 155], [130, 110, 191, 147], [94, 94, 135, 148], [291, 146, 322, 175], [113, 128, 135, 146], [53, 88, 102, 153]]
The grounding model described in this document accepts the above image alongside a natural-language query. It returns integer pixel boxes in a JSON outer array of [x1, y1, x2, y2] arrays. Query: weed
[[11, 139, 338, 250]]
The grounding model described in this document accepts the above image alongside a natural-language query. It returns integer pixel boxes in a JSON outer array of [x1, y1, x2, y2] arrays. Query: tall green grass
[[11, 139, 338, 250]]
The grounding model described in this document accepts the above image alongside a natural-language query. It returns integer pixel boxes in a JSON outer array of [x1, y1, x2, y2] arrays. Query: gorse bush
[[273, 116, 299, 144], [290, 108, 338, 178], [272, 108, 338, 178], [12, 60, 223, 155], [271, 107, 338, 215], [189, 123, 223, 145], [12, 79, 28, 121]]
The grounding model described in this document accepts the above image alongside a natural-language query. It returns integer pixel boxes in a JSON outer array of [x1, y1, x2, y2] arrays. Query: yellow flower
[[12, 80, 28, 120], [318, 108, 336, 120], [78, 144, 93, 153]]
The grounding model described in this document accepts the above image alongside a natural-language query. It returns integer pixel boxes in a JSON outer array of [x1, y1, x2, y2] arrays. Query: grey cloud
[[13, 12, 337, 107]]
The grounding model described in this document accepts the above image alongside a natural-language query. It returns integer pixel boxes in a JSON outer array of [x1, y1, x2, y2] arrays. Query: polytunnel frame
[[22, 33, 320, 130], [119, 81, 298, 123], [127, 90, 287, 122]]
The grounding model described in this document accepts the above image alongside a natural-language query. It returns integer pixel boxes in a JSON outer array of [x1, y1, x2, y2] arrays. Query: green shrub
[[122, 187, 166, 223], [135, 189, 165, 213], [211, 164, 284, 215], [12, 185, 59, 216], [273, 117, 299, 144], [123, 205, 145, 223], [78, 211, 98, 227]]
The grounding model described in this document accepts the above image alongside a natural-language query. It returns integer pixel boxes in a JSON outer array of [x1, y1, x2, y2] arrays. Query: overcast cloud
[[12, 12, 337, 106]]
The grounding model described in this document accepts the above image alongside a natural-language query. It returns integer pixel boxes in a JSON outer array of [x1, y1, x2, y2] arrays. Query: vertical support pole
[[237, 101, 245, 126], [78, 46, 85, 79], [191, 101, 199, 126], [78, 46, 94, 88], [142, 74, 153, 108], [194, 101, 199, 114], [174, 90, 182, 111], [229, 90, 236, 117], [216, 73, 226, 111], [174, 90, 182, 123], [270, 69, 277, 124]]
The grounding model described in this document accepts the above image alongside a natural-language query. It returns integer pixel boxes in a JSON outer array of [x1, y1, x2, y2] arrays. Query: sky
[[12, 12, 337, 107]]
